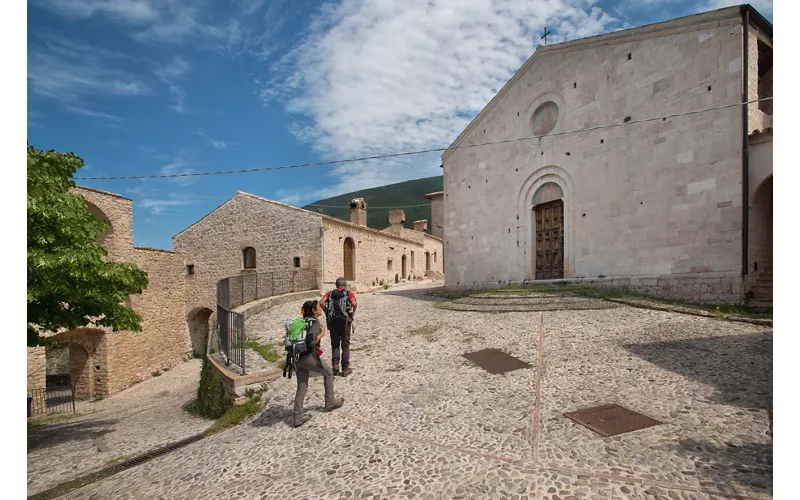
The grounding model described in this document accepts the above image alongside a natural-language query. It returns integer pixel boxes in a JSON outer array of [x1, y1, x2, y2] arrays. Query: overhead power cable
[[75, 97, 773, 181]]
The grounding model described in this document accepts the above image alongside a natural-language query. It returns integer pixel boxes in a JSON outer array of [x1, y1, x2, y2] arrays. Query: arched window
[[242, 247, 256, 269]]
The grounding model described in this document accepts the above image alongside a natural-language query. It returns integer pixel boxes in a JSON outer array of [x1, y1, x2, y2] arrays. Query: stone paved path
[[45, 282, 772, 499], [27, 358, 211, 496]]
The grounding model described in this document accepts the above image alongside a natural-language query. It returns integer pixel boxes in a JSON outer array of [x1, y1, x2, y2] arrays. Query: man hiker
[[285, 299, 344, 427], [319, 277, 357, 376]]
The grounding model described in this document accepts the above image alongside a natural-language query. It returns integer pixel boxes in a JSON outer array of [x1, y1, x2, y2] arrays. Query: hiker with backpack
[[283, 299, 344, 427], [319, 277, 357, 376]]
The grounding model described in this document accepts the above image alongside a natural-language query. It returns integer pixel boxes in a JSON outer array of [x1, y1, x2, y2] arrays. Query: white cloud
[[139, 198, 194, 214], [198, 131, 230, 149], [167, 85, 187, 113], [159, 160, 197, 186], [154, 55, 192, 82], [28, 51, 151, 102], [32, 0, 160, 24], [260, 0, 617, 200], [63, 104, 121, 121]]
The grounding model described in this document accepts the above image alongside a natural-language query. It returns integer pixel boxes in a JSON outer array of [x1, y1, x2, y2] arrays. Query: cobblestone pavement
[[52, 282, 772, 499], [27, 358, 211, 496]]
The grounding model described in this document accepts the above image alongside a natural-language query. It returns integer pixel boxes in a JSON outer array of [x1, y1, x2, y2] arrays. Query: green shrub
[[151, 370, 161, 377], [195, 357, 232, 419]]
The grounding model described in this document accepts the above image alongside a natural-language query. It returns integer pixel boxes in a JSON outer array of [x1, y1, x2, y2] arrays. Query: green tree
[[27, 146, 148, 347]]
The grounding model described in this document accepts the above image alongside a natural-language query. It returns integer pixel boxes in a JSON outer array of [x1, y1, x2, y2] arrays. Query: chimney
[[414, 220, 428, 233], [388, 209, 406, 228], [349, 198, 367, 226]]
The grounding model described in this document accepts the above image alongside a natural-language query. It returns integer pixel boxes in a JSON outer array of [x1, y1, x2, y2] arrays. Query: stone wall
[[425, 192, 444, 239], [103, 247, 188, 395], [27, 187, 190, 400], [173, 192, 324, 314], [442, 8, 764, 304], [27, 347, 46, 392], [322, 217, 441, 286]]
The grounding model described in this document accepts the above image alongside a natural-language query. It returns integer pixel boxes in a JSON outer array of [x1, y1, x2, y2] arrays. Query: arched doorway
[[187, 307, 214, 355], [532, 182, 564, 279], [51, 329, 107, 401], [749, 176, 772, 304], [343, 237, 356, 281], [401, 254, 407, 279]]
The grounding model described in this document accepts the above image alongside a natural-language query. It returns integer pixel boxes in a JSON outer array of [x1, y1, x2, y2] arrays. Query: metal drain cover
[[462, 348, 532, 374], [564, 404, 663, 437]]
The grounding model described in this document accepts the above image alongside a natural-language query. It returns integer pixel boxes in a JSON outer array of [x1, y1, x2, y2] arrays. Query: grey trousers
[[293, 353, 336, 417]]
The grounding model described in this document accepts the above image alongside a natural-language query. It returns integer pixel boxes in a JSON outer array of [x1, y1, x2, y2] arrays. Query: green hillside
[[303, 176, 443, 233]]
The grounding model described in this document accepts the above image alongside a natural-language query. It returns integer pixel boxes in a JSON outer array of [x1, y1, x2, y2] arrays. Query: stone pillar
[[414, 220, 428, 233]]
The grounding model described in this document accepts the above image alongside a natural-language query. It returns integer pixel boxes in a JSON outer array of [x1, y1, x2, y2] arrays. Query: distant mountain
[[303, 176, 443, 233]]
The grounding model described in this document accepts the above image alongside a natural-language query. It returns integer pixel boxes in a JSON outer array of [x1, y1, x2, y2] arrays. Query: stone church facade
[[28, 187, 442, 406], [442, 6, 772, 305]]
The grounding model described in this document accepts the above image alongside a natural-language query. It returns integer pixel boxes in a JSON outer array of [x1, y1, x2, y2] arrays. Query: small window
[[293, 257, 301, 268], [186, 264, 194, 275], [242, 247, 256, 269], [387, 259, 393, 271]]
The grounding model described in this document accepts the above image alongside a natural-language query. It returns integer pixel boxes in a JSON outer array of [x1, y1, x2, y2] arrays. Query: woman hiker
[[292, 300, 344, 427]]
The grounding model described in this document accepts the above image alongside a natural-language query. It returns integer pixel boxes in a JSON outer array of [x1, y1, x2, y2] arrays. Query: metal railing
[[216, 267, 318, 375], [28, 385, 76, 418], [218, 268, 318, 310]]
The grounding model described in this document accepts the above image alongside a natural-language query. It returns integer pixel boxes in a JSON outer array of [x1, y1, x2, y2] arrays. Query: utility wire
[[76, 97, 772, 181]]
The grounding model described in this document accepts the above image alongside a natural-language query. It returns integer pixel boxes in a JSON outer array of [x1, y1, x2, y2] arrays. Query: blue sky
[[27, 0, 773, 250]]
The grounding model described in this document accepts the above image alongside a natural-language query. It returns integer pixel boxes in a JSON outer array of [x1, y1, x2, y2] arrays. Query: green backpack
[[283, 317, 315, 379]]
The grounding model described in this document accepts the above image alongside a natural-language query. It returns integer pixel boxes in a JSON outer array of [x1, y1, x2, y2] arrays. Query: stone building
[[27, 187, 187, 406], [28, 186, 443, 406], [442, 5, 772, 305], [174, 192, 443, 352]]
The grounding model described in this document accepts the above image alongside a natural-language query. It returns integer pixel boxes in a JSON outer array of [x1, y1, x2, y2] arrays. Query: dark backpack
[[326, 289, 353, 323]]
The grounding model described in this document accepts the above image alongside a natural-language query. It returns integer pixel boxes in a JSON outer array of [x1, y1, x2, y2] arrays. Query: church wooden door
[[535, 200, 564, 280]]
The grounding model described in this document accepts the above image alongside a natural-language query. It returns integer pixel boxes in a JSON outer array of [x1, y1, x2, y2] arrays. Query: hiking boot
[[293, 413, 312, 427], [341, 367, 353, 377], [332, 364, 340, 376], [325, 397, 345, 412]]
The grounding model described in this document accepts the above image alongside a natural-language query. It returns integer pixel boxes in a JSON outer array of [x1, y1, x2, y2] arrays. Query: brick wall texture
[[441, 8, 772, 304]]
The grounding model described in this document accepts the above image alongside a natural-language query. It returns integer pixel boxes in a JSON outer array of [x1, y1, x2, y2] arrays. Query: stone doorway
[[425, 251, 431, 271], [401, 254, 407, 279], [343, 237, 356, 281], [52, 329, 108, 401], [534, 199, 564, 280], [187, 307, 213, 355]]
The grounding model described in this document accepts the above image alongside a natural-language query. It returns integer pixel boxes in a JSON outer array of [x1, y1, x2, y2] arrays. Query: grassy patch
[[245, 338, 282, 363], [462, 360, 477, 368], [27, 413, 85, 427], [157, 390, 170, 397], [204, 392, 263, 436], [151, 370, 161, 377], [350, 345, 369, 352], [408, 324, 439, 341]]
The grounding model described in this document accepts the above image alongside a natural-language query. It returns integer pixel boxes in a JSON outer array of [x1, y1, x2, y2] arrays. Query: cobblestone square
[[30, 283, 772, 499]]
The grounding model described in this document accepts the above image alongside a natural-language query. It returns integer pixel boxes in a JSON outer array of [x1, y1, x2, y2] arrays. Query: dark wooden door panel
[[535, 200, 564, 280]]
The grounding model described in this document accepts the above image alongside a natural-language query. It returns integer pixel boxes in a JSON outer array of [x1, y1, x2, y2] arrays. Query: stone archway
[[187, 307, 214, 355], [343, 237, 356, 281], [53, 329, 108, 401], [518, 166, 574, 281], [85, 201, 113, 248]]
